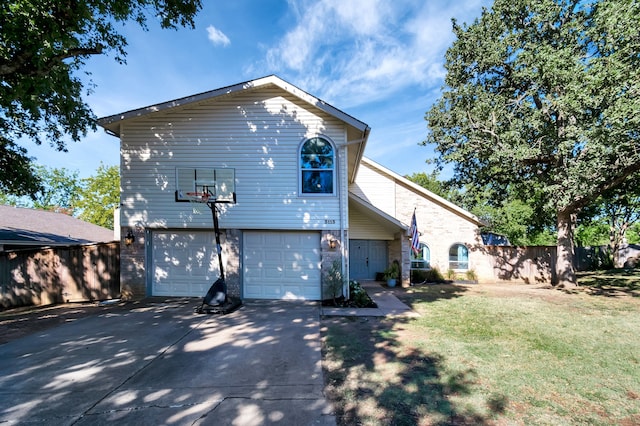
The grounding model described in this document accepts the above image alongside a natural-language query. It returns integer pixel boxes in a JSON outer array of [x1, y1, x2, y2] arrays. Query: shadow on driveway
[[0, 298, 334, 425]]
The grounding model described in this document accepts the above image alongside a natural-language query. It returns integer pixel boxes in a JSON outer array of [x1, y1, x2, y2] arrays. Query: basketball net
[[185, 192, 210, 214]]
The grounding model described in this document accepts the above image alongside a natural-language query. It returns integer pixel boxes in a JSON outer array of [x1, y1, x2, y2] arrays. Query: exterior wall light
[[124, 230, 135, 246]]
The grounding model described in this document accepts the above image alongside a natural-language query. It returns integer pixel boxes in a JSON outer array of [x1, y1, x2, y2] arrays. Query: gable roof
[[360, 157, 486, 227], [97, 75, 371, 182], [0, 205, 115, 249]]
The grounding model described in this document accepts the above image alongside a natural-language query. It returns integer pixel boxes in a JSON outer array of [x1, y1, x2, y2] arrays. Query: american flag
[[410, 211, 420, 255]]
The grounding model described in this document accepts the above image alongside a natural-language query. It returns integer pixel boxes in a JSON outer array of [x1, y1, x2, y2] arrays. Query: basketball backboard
[[175, 167, 236, 203]]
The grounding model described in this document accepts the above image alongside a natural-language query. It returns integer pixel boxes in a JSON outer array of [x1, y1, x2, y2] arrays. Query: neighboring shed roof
[[97, 75, 371, 183], [0, 205, 115, 248]]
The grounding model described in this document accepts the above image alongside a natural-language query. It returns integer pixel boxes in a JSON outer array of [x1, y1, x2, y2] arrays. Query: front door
[[349, 240, 387, 280]]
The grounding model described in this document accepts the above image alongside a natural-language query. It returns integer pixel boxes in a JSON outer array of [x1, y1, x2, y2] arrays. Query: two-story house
[[98, 75, 484, 301]]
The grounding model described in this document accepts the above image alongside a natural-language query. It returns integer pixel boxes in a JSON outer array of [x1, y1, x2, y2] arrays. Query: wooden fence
[[474, 245, 557, 284], [0, 242, 120, 309], [576, 244, 640, 269], [475, 244, 640, 285]]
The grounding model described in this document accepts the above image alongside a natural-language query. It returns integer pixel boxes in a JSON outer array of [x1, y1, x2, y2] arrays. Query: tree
[[1, 163, 119, 229], [627, 223, 640, 245], [77, 164, 120, 229], [1, 165, 81, 212], [0, 0, 202, 197], [424, 0, 640, 286], [405, 171, 455, 200], [579, 174, 640, 266], [31, 166, 81, 214]]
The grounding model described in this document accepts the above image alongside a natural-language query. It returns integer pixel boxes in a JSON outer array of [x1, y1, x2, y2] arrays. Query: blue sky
[[25, 0, 490, 179]]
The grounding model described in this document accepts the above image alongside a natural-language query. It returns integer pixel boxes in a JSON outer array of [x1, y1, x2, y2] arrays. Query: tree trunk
[[609, 221, 628, 269], [555, 209, 577, 287]]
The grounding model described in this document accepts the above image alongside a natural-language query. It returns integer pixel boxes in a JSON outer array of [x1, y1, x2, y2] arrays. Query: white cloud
[[264, 0, 489, 108], [206, 25, 230, 47]]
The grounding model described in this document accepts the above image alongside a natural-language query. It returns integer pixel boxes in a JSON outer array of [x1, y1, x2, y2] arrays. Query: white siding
[[350, 164, 396, 217], [348, 212, 396, 240], [119, 87, 347, 231]]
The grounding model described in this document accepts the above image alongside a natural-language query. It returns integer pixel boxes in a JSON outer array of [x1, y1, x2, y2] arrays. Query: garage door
[[152, 231, 219, 297], [243, 231, 321, 300]]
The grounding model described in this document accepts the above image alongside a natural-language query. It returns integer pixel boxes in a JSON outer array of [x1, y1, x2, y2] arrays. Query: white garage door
[[243, 231, 321, 300], [152, 231, 219, 297]]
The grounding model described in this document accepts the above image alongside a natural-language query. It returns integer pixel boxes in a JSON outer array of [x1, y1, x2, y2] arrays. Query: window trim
[[299, 136, 336, 196]]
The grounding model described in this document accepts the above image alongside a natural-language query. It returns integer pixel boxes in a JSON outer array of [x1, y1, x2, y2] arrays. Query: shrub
[[325, 259, 344, 304], [446, 269, 457, 280], [349, 280, 376, 308], [411, 268, 445, 284]]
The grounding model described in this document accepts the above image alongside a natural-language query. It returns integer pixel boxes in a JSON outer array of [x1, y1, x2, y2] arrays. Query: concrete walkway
[[0, 299, 334, 425], [321, 281, 419, 318]]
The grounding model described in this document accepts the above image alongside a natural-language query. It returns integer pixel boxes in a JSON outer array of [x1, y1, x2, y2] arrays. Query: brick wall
[[394, 180, 482, 284]]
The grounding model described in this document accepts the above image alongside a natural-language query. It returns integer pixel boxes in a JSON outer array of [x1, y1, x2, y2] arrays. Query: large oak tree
[[425, 0, 640, 285], [0, 0, 201, 196]]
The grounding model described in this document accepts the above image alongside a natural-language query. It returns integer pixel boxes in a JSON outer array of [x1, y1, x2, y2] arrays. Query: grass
[[321, 271, 640, 425]]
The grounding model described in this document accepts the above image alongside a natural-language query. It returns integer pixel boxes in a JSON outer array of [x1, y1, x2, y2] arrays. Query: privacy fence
[[474, 244, 640, 284], [1, 242, 120, 309]]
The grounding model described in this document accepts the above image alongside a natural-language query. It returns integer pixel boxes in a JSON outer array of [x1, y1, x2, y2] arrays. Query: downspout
[[340, 134, 348, 300]]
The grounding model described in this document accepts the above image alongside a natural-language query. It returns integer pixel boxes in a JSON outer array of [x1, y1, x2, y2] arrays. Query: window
[[411, 243, 430, 269], [449, 244, 469, 270], [300, 137, 334, 194]]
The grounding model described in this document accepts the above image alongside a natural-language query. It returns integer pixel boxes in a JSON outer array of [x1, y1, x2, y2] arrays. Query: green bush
[[324, 259, 343, 303], [349, 280, 376, 307], [411, 267, 445, 284]]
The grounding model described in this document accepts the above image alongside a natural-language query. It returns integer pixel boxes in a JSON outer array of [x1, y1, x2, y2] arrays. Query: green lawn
[[321, 274, 640, 425]]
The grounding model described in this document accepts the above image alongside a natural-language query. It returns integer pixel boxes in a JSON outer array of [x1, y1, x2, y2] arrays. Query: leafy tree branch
[[0, 1, 202, 197]]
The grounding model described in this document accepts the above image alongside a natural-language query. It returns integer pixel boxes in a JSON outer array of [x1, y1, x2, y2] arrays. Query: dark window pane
[[301, 138, 333, 155], [302, 170, 333, 193]]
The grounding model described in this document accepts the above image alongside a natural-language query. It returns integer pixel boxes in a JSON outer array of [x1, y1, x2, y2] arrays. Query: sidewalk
[[321, 280, 419, 318]]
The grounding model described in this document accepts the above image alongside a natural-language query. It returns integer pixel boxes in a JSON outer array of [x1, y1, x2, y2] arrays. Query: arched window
[[411, 243, 430, 269], [300, 137, 335, 195], [449, 244, 469, 270]]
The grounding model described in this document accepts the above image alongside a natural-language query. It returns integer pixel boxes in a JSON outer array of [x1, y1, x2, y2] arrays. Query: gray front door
[[349, 240, 388, 280]]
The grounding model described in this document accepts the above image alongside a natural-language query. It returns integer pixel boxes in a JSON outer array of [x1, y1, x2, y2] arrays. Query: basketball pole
[[207, 200, 225, 281]]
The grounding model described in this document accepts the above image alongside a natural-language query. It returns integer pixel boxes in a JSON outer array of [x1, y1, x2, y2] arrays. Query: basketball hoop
[[185, 191, 210, 214]]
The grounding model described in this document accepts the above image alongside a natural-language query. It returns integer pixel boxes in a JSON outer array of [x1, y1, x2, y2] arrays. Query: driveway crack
[[70, 315, 211, 425]]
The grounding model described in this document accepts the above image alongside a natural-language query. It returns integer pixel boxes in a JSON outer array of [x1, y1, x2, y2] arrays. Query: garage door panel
[[265, 269, 284, 279], [263, 285, 284, 298], [152, 231, 220, 297], [265, 252, 282, 262], [243, 231, 321, 300]]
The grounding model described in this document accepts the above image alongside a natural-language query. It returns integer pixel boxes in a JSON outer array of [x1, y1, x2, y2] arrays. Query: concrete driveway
[[0, 298, 334, 425]]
